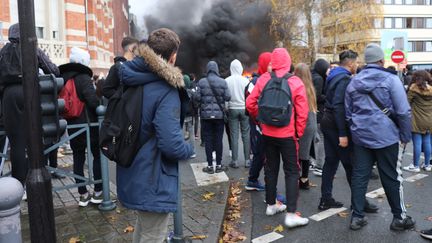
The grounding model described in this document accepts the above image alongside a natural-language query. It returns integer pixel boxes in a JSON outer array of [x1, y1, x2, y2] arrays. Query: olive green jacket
[[408, 84, 432, 134]]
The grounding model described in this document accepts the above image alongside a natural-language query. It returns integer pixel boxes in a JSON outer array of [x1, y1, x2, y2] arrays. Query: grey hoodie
[[195, 61, 231, 119], [225, 59, 249, 109]]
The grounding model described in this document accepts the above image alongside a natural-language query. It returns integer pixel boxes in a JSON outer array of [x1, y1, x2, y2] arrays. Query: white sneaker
[[190, 154, 197, 159], [284, 213, 309, 228], [266, 203, 287, 216], [422, 164, 432, 172], [403, 164, 420, 173]]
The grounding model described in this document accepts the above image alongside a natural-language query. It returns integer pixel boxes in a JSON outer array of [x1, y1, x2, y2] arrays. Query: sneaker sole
[[390, 224, 415, 231], [90, 199, 103, 204], [79, 201, 90, 207], [420, 233, 432, 240], [245, 186, 265, 191], [285, 221, 309, 228]]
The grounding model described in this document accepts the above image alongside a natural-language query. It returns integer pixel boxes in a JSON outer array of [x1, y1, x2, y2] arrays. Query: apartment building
[[320, 0, 432, 69], [0, 0, 131, 74]]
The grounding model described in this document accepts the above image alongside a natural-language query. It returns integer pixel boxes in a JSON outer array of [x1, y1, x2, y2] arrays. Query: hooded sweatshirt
[[246, 48, 309, 138], [345, 64, 412, 149], [226, 59, 249, 109]]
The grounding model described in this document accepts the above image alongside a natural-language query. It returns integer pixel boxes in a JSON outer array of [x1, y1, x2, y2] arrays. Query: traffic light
[[39, 74, 67, 145]]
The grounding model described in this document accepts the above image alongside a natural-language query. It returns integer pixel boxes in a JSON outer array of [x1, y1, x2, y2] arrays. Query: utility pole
[[18, 0, 57, 242]]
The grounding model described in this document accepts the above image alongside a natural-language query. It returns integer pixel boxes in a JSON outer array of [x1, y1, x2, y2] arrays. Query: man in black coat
[[102, 37, 139, 99], [0, 23, 59, 186]]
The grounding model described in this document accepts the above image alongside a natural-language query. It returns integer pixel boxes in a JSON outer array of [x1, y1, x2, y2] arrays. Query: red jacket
[[246, 48, 309, 138]]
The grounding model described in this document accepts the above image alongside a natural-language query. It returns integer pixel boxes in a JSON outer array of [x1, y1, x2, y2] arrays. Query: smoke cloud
[[142, 0, 274, 77]]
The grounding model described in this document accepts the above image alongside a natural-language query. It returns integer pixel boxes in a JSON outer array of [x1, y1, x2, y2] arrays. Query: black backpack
[[257, 72, 293, 127], [0, 42, 22, 84], [99, 84, 144, 168]]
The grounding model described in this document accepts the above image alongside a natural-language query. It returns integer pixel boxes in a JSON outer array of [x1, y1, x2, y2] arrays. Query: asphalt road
[[250, 143, 432, 243]]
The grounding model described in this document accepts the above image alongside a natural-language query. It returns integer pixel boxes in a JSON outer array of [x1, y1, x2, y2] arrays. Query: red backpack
[[59, 78, 85, 119]]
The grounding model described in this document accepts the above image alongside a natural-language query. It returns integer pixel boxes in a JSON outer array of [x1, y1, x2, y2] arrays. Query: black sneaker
[[364, 200, 379, 213], [350, 216, 368, 231], [299, 179, 310, 190], [215, 165, 228, 173], [202, 166, 214, 174], [420, 228, 432, 240], [318, 198, 344, 210], [390, 216, 416, 231]]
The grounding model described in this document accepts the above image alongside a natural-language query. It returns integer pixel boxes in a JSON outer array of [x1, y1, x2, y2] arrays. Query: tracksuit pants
[[351, 143, 406, 219]]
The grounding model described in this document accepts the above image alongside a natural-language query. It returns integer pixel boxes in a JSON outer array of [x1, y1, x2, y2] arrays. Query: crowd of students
[[2, 23, 432, 241]]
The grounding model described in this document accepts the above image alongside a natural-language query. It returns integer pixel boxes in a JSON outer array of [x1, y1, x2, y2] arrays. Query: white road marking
[[405, 173, 428, 182], [190, 162, 229, 186], [251, 232, 284, 243], [366, 188, 385, 199], [309, 207, 348, 222]]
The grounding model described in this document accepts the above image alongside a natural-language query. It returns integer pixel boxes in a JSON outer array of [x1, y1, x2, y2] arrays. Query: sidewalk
[[12, 154, 230, 243]]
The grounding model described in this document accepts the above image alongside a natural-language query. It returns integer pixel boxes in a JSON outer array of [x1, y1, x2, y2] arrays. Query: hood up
[[271, 48, 291, 71], [257, 52, 271, 75], [206, 61, 220, 77], [313, 59, 330, 79], [229, 59, 243, 76], [59, 63, 93, 81], [8, 23, 20, 42]]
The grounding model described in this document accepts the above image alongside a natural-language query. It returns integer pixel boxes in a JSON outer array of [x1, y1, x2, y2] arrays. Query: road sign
[[391, 50, 405, 64]]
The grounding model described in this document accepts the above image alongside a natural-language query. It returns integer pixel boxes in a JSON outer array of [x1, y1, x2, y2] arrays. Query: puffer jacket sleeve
[[153, 88, 193, 161], [292, 77, 309, 138], [390, 76, 412, 143]]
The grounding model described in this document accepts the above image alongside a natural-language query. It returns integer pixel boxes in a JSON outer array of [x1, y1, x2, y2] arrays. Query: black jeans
[[263, 136, 299, 212], [202, 119, 225, 166], [351, 143, 405, 219], [69, 126, 102, 194], [3, 85, 27, 185], [248, 119, 265, 182], [321, 126, 353, 200], [45, 146, 58, 168]]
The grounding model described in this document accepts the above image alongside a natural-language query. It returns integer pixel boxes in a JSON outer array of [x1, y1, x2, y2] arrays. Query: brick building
[[0, 0, 131, 74], [112, 0, 130, 57]]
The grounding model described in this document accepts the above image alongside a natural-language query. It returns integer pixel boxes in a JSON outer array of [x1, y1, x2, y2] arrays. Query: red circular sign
[[391, 50, 405, 64]]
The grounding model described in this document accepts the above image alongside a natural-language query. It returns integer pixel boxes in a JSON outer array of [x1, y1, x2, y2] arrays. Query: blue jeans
[[248, 119, 265, 182], [412, 132, 431, 167]]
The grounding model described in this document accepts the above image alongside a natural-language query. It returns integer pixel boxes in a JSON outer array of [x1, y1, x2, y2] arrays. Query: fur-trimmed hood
[[409, 84, 432, 97], [132, 44, 184, 88]]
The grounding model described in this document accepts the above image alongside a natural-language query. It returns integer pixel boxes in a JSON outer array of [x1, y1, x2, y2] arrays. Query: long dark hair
[[410, 70, 432, 90]]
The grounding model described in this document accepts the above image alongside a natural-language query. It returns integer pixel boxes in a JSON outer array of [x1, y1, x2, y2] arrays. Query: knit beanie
[[70, 47, 90, 66], [364, 43, 384, 64]]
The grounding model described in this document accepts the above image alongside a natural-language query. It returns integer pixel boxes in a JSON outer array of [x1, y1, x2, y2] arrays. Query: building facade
[[320, 0, 432, 69], [0, 0, 131, 74]]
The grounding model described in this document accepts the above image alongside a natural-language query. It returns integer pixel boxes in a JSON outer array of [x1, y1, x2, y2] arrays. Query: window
[[407, 42, 413, 52], [426, 41, 432, 52], [415, 41, 425, 52], [405, 0, 413, 3], [414, 18, 425, 28], [0, 22, 3, 40], [384, 18, 393, 28], [36, 27, 44, 39], [395, 0, 403, 4], [395, 18, 403, 28], [52, 31, 59, 40], [374, 18, 383, 28], [406, 18, 413, 28], [384, 0, 392, 4], [426, 18, 432, 28]]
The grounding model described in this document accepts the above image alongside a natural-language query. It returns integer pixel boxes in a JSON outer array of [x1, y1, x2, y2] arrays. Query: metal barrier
[[0, 105, 115, 211]]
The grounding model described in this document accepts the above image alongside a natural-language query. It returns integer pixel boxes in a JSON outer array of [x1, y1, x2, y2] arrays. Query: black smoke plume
[[144, 0, 274, 78]]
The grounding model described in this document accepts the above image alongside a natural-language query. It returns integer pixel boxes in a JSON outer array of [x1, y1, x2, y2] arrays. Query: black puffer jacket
[[59, 63, 99, 124], [195, 61, 231, 120], [312, 59, 329, 123]]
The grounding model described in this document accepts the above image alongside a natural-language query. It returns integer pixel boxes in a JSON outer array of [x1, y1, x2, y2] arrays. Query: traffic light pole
[[18, 0, 57, 242]]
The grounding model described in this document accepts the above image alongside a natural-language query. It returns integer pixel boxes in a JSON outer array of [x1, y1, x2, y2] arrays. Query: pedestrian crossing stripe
[[190, 162, 229, 186], [251, 232, 284, 243], [405, 173, 428, 182], [366, 188, 385, 199], [309, 207, 348, 222]]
